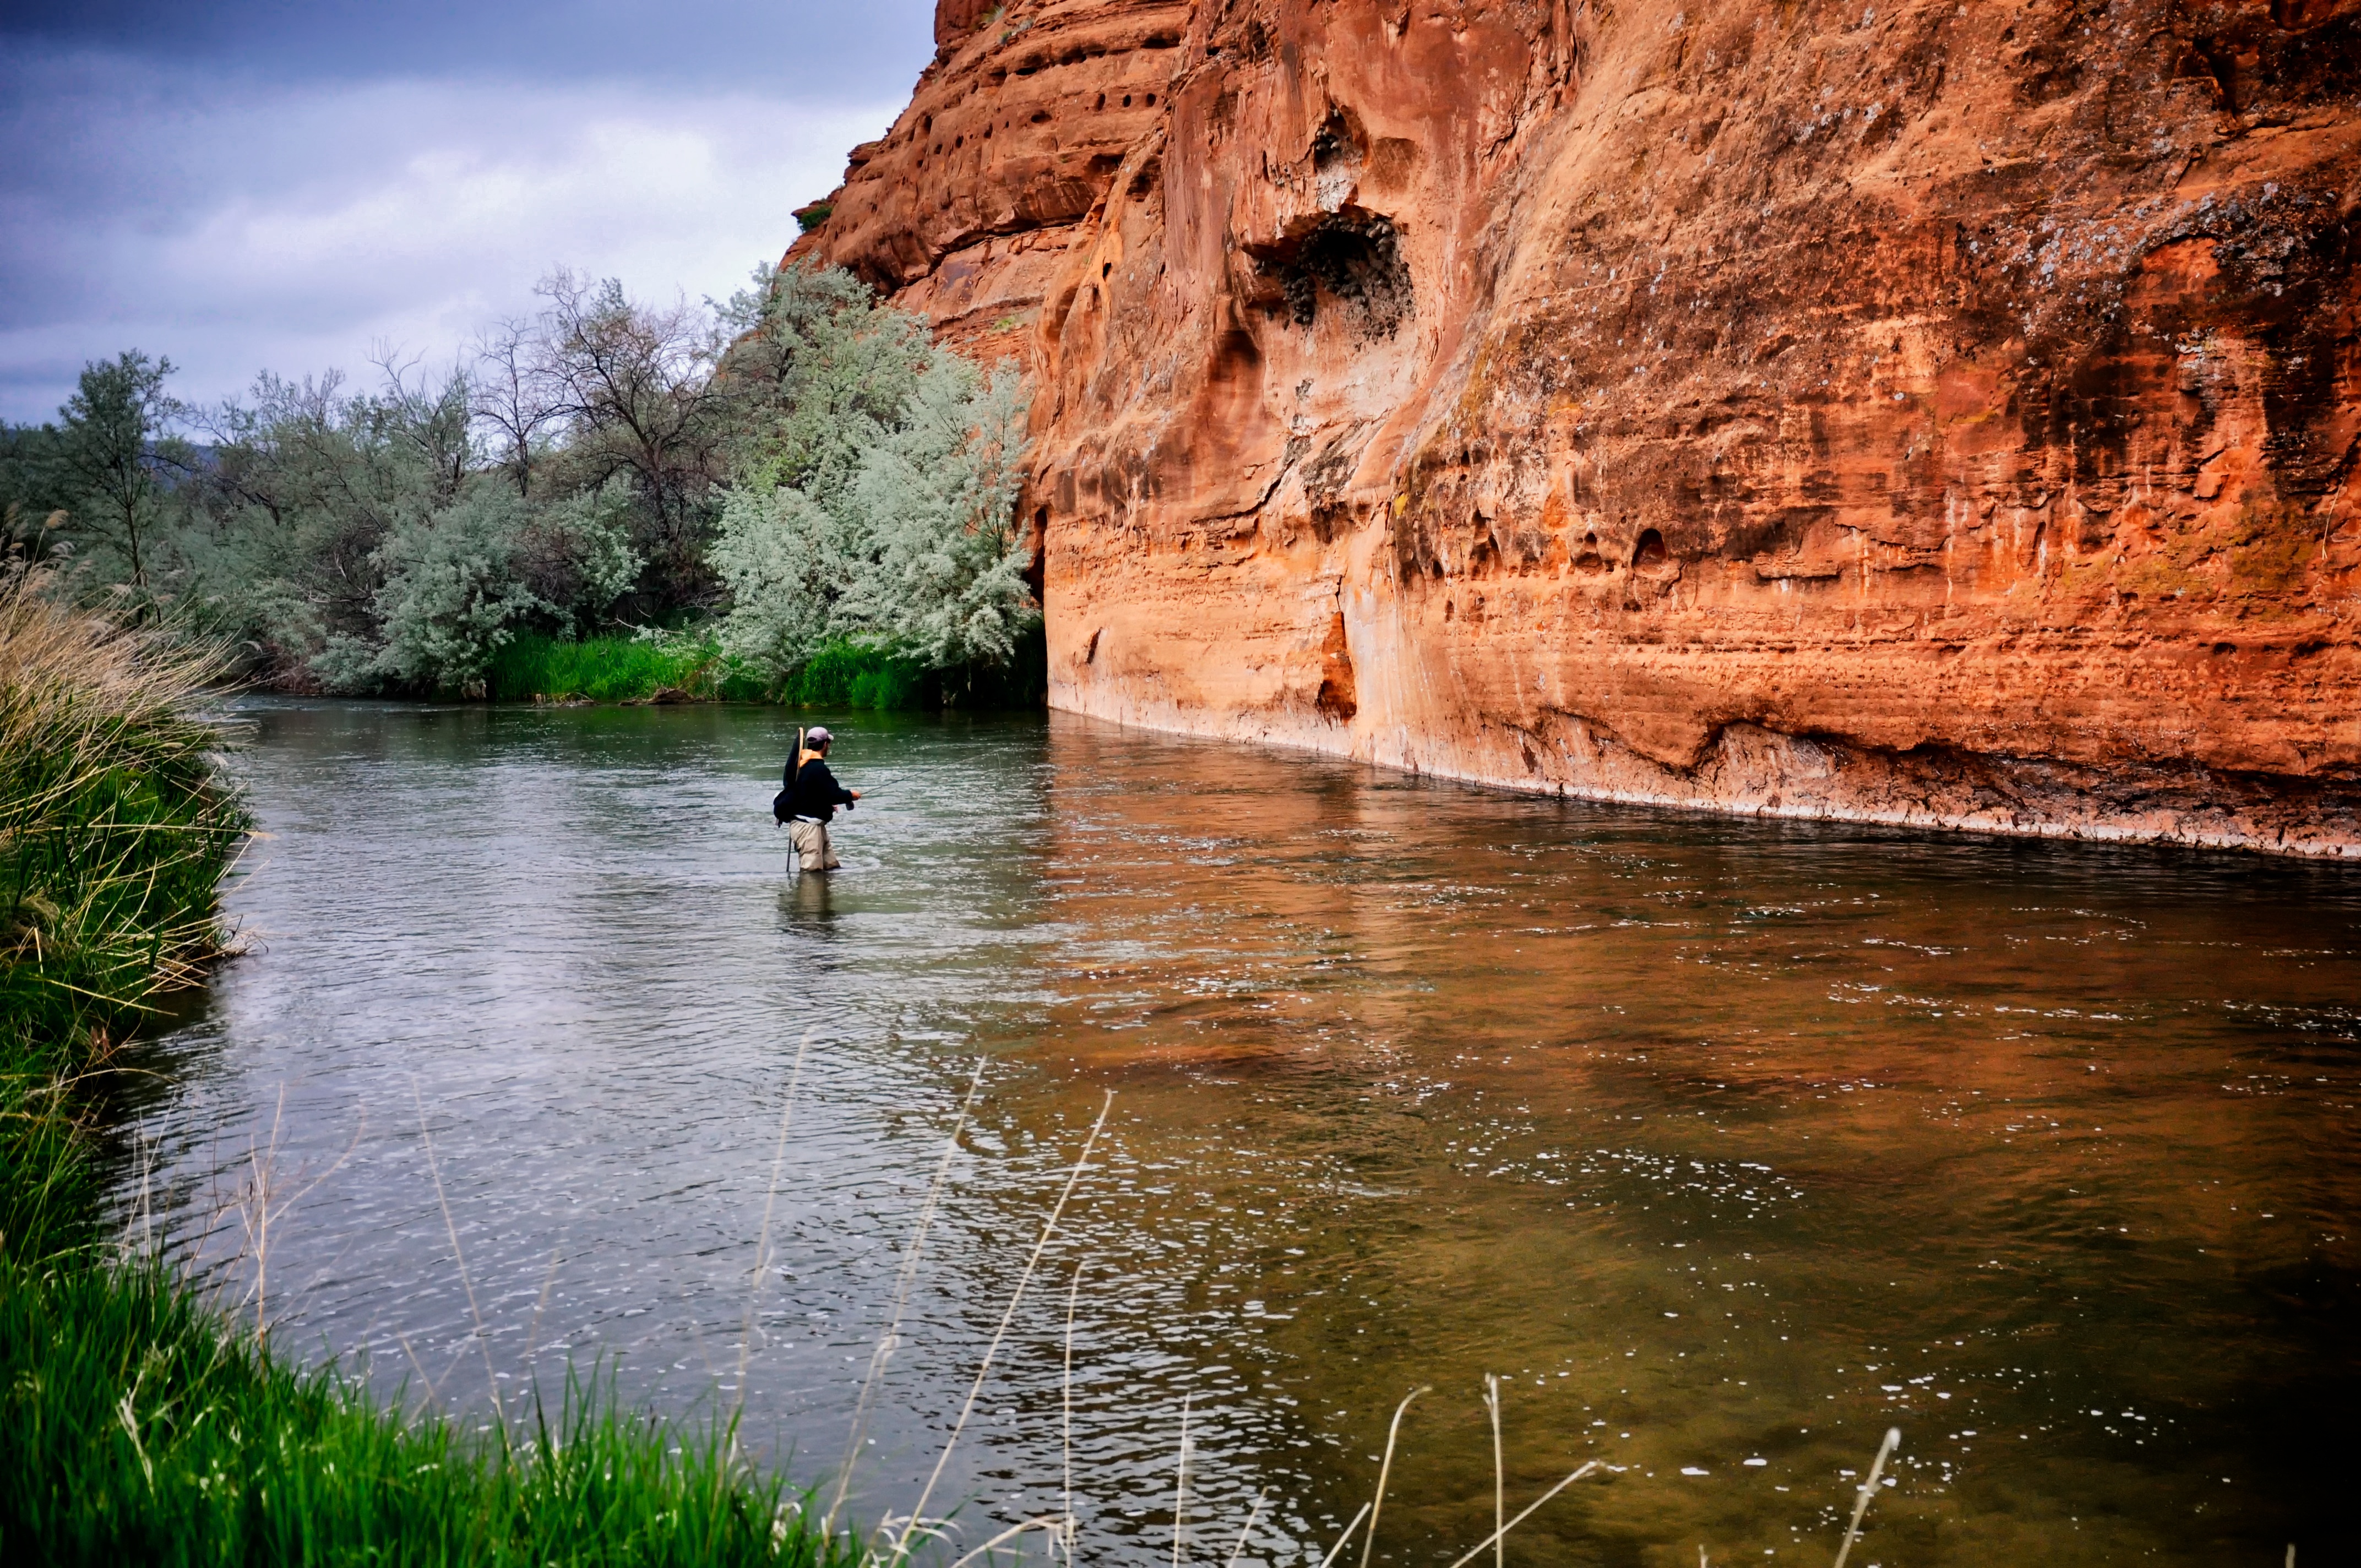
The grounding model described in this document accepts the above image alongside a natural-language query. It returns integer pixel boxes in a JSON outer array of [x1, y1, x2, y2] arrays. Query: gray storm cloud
[[0, 4, 927, 421]]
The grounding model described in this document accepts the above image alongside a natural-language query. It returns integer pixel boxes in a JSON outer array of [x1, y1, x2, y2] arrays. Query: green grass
[[779, 625, 1047, 711], [779, 641, 929, 709], [485, 634, 723, 705], [1, 1261, 853, 1567], [0, 571, 860, 1565], [486, 625, 1047, 712]]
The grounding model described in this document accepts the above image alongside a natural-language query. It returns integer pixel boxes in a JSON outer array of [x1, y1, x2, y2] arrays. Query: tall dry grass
[[1, 562, 246, 1264]]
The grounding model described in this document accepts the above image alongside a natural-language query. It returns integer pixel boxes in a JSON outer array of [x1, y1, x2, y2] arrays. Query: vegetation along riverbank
[[0, 567, 855, 1564], [0, 263, 1042, 713]]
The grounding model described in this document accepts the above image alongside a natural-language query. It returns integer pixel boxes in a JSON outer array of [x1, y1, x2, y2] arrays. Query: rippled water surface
[[129, 699, 2358, 1565]]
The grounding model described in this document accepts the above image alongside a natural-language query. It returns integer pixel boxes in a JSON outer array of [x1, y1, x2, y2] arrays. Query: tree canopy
[[2, 264, 1039, 701]]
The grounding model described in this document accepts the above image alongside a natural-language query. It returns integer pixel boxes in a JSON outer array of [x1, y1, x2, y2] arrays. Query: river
[[125, 698, 2357, 1566]]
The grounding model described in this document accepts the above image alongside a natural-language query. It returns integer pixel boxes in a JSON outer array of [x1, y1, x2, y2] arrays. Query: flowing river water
[[123, 699, 2355, 1567]]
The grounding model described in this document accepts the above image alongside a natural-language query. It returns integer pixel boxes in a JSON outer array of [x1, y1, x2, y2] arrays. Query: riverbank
[[483, 628, 1047, 711], [0, 571, 852, 1565]]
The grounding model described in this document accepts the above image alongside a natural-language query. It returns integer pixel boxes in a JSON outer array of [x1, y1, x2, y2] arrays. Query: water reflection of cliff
[[953, 711, 2361, 1566]]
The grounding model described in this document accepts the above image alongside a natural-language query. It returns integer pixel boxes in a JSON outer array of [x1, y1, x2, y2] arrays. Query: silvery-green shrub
[[514, 481, 642, 635], [712, 265, 1035, 680], [833, 359, 1031, 670], [318, 484, 544, 693]]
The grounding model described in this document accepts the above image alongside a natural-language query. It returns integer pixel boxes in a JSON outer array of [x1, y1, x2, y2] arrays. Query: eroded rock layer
[[791, 0, 2361, 856]]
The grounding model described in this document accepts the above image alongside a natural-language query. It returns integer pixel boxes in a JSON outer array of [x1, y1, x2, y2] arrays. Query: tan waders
[[787, 818, 840, 873]]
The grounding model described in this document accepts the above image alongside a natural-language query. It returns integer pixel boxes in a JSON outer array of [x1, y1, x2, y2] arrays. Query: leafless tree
[[368, 345, 475, 508], [516, 268, 738, 611], [472, 317, 562, 499]]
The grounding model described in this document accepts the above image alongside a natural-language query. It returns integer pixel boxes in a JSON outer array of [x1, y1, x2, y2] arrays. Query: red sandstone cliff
[[791, 0, 2361, 857]]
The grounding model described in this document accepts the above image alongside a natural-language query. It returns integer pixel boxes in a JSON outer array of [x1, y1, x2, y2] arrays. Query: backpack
[[772, 726, 821, 824]]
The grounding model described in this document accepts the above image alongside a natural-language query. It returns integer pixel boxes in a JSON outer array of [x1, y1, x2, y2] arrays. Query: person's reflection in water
[[779, 865, 841, 935]]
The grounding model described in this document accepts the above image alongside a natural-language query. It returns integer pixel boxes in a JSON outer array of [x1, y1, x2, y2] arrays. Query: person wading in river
[[775, 726, 861, 873]]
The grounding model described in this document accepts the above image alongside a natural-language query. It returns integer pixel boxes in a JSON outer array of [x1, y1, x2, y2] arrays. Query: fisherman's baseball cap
[[807, 726, 832, 744]]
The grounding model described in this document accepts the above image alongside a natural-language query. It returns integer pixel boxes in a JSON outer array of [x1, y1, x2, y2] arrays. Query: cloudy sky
[[0, 0, 935, 423]]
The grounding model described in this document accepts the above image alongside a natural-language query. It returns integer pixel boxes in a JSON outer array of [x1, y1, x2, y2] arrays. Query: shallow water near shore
[[127, 698, 2357, 1566]]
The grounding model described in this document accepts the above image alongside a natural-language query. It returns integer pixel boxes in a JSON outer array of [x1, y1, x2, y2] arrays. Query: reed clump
[[482, 631, 923, 707], [0, 565, 246, 1262]]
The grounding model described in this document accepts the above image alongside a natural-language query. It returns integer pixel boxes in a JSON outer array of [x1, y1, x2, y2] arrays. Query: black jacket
[[780, 755, 856, 822]]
